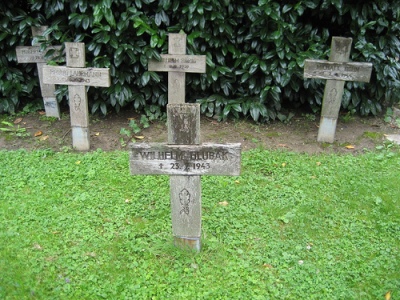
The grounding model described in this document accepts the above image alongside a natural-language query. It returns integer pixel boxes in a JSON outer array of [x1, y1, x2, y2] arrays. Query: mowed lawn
[[1, 148, 399, 299]]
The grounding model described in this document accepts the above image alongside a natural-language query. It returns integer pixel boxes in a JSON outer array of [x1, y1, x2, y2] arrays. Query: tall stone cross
[[304, 36, 373, 143], [129, 33, 241, 251], [16, 26, 62, 118], [42, 42, 111, 150]]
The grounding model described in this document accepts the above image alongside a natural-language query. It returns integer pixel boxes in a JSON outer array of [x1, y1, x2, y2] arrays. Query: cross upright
[[130, 33, 241, 251], [16, 26, 62, 118], [42, 42, 111, 150], [304, 36, 373, 143]]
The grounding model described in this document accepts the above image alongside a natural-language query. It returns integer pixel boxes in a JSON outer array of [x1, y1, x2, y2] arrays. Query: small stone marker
[[385, 134, 400, 145], [16, 26, 62, 118], [304, 37, 373, 143], [42, 42, 110, 150], [130, 33, 241, 251]]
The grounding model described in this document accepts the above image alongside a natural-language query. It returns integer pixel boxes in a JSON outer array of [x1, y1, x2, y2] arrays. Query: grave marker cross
[[147, 33, 206, 104], [304, 36, 373, 143], [16, 26, 62, 118], [130, 34, 241, 251], [42, 42, 110, 150]]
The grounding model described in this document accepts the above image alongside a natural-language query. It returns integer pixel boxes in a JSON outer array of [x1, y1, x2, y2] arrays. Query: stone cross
[[42, 42, 110, 150], [16, 26, 62, 118], [130, 33, 241, 251], [304, 36, 373, 143]]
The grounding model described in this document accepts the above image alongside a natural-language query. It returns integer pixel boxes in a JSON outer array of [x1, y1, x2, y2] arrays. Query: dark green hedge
[[1, 0, 399, 121]]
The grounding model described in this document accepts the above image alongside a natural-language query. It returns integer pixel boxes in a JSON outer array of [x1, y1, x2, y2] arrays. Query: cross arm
[[304, 59, 372, 82], [16, 46, 62, 63], [148, 54, 206, 73], [129, 143, 241, 176], [42, 65, 111, 87]]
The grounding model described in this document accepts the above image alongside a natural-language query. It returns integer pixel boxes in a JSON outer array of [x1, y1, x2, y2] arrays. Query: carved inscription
[[51, 68, 101, 82], [148, 54, 206, 73], [171, 78, 183, 90], [304, 60, 372, 82], [73, 94, 82, 111], [130, 143, 241, 176], [179, 189, 191, 215], [16, 46, 62, 63], [166, 57, 198, 70], [135, 148, 230, 172], [141, 150, 229, 173], [42, 66, 110, 87], [69, 47, 80, 59], [138, 150, 229, 161], [328, 88, 337, 104]]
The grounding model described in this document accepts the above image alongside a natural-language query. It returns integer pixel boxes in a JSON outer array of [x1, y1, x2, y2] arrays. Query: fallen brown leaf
[[14, 118, 23, 124], [34, 131, 43, 137]]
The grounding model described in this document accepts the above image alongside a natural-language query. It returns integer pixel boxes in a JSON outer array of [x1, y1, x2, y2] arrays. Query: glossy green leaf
[[0, 0, 397, 118]]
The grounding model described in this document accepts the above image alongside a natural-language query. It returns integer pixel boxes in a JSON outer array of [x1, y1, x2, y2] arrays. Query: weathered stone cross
[[304, 36, 373, 143], [16, 26, 62, 118], [42, 42, 110, 150], [129, 33, 241, 251]]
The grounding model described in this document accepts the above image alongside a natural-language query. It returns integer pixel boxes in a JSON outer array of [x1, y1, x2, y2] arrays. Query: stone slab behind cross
[[304, 36, 373, 143], [43, 42, 110, 150], [16, 26, 62, 118], [130, 33, 241, 251]]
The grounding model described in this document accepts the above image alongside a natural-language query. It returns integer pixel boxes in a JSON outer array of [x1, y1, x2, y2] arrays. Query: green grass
[[363, 131, 384, 140], [0, 148, 399, 299]]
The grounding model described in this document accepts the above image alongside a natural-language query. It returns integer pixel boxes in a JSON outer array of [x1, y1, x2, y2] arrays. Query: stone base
[[72, 126, 90, 151], [317, 117, 337, 143], [385, 134, 400, 145], [174, 236, 201, 252]]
